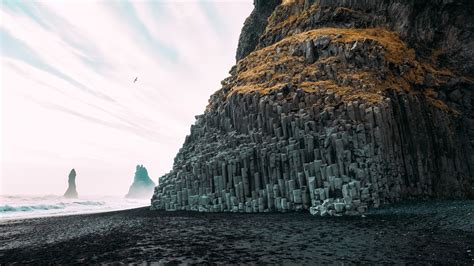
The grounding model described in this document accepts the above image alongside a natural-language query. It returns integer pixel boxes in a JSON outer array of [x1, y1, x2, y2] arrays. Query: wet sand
[[0, 200, 473, 264]]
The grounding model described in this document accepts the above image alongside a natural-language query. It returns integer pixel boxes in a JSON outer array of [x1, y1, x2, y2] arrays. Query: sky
[[0, 0, 253, 196]]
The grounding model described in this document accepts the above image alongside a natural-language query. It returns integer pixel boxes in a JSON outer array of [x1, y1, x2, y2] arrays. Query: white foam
[[0, 195, 149, 221]]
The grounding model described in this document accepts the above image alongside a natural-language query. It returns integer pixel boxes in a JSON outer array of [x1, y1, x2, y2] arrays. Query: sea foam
[[0, 195, 149, 221]]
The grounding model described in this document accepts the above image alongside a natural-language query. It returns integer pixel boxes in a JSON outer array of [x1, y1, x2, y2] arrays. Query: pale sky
[[0, 0, 253, 196]]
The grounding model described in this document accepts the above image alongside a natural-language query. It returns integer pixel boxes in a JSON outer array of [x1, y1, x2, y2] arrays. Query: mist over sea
[[0, 195, 150, 221]]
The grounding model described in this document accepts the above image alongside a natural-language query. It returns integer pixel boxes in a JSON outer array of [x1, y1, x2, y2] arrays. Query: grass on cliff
[[228, 28, 412, 102], [282, 0, 298, 5], [260, 0, 318, 42], [216, 25, 460, 117], [206, 0, 461, 115], [423, 88, 460, 116]]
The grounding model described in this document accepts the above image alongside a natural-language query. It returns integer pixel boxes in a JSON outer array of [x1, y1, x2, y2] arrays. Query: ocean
[[0, 195, 150, 221]]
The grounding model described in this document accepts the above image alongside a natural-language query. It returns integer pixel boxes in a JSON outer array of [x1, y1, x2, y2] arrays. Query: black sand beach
[[1, 200, 473, 264]]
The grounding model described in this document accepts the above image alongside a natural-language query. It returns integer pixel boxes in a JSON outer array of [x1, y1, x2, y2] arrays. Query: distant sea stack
[[126, 165, 156, 198], [151, 0, 473, 215], [64, 168, 78, 198]]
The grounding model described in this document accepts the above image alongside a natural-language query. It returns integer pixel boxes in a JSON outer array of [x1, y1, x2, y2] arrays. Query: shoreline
[[0, 200, 473, 264], [0, 195, 150, 222], [2, 198, 470, 225], [0, 205, 150, 224]]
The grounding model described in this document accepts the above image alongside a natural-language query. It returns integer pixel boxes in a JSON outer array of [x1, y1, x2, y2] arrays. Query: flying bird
[[133, 77, 138, 83]]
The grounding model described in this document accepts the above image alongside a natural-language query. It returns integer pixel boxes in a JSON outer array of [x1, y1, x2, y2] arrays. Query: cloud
[[0, 28, 114, 102], [2, 0, 50, 29], [33, 101, 168, 143], [0, 0, 254, 195], [107, 0, 179, 63], [198, 1, 225, 37]]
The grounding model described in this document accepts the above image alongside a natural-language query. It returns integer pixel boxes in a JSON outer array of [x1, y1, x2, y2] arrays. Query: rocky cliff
[[151, 0, 473, 215], [126, 165, 156, 198], [64, 168, 78, 198]]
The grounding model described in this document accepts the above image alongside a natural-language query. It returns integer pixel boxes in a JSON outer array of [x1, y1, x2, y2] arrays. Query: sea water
[[0, 195, 150, 221]]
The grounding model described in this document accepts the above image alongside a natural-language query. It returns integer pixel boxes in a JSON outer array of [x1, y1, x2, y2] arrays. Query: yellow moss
[[219, 25, 459, 115], [199, 0, 470, 118], [403, 60, 455, 89], [229, 28, 408, 102], [422, 62, 455, 78], [231, 83, 285, 95], [263, 2, 318, 40], [237, 56, 301, 81], [464, 76, 474, 83], [430, 48, 443, 63], [315, 56, 338, 65], [282, 0, 298, 5], [300, 79, 384, 104], [424, 88, 438, 98], [258, 28, 412, 65], [423, 88, 460, 116], [334, 7, 367, 17], [262, 4, 410, 65], [299, 80, 336, 90]]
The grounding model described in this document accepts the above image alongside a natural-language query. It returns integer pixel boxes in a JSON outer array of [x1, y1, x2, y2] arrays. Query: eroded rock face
[[235, 0, 281, 61], [126, 165, 156, 199], [64, 169, 78, 199], [151, 0, 473, 215]]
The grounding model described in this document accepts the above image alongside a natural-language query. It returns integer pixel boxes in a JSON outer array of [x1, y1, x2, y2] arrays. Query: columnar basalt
[[151, 0, 473, 215]]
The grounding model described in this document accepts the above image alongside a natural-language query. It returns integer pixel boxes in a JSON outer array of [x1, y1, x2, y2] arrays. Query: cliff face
[[235, 0, 281, 61], [151, 0, 473, 215]]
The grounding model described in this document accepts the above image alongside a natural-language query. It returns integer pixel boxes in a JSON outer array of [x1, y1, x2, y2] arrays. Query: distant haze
[[0, 0, 253, 196]]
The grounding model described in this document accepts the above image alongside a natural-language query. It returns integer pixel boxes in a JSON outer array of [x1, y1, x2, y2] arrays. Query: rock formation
[[151, 0, 473, 215], [64, 168, 78, 198], [126, 165, 156, 198], [235, 0, 281, 61]]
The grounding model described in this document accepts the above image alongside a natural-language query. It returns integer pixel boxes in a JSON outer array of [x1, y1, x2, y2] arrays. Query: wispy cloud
[[33, 101, 168, 143], [0, 0, 253, 195], [2, 0, 50, 29], [107, 0, 179, 63], [198, 1, 225, 37], [0, 28, 114, 102]]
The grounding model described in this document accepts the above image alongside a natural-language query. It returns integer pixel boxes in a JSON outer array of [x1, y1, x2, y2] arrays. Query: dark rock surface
[[63, 169, 78, 199], [126, 165, 155, 199], [257, 0, 474, 76], [235, 0, 281, 61], [0, 201, 472, 264], [151, 0, 473, 214]]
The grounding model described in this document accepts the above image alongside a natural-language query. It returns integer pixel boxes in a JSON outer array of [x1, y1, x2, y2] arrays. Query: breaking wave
[[0, 204, 66, 212], [0, 195, 149, 220], [72, 201, 105, 206]]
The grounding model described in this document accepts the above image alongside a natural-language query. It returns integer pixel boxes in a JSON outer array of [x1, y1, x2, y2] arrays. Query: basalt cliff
[[151, 0, 473, 215]]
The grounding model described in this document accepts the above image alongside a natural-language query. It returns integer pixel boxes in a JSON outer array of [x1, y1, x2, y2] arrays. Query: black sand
[[1, 200, 473, 264]]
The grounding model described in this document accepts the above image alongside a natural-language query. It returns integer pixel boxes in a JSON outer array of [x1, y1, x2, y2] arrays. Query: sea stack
[[151, 0, 473, 214], [64, 168, 78, 198], [126, 165, 156, 198]]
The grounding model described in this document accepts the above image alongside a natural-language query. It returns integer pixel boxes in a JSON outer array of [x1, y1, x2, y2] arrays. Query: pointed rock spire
[[64, 168, 78, 198]]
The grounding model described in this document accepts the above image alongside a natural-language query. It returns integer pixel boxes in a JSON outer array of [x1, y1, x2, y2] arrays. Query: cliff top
[[210, 0, 472, 115]]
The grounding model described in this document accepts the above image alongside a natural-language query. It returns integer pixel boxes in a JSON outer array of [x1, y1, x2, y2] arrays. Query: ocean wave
[[73, 201, 105, 206], [0, 196, 149, 219], [0, 204, 66, 212], [0, 200, 107, 213]]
